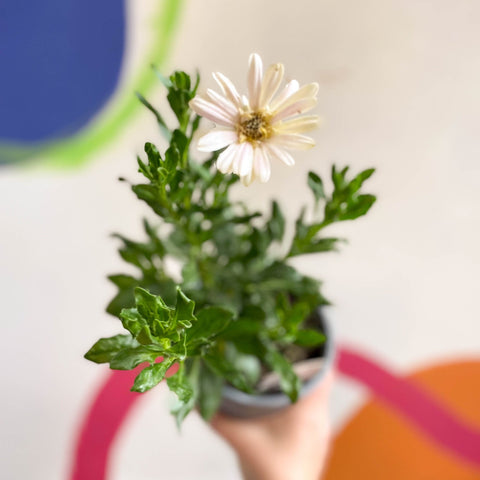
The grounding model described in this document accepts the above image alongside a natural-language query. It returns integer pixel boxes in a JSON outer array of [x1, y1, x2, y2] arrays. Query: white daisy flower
[[189, 53, 320, 186]]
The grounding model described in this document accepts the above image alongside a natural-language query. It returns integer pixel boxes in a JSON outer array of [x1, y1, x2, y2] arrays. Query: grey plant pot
[[219, 308, 335, 418]]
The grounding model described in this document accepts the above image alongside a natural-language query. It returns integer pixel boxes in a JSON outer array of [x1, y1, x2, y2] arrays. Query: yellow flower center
[[238, 112, 272, 143]]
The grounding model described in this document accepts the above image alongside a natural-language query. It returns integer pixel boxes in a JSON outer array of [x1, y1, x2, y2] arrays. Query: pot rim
[[221, 306, 335, 409]]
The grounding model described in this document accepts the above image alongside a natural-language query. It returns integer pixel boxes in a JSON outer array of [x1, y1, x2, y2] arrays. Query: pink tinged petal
[[197, 129, 237, 152], [205, 88, 239, 119], [212, 72, 242, 107], [247, 53, 263, 110], [270, 82, 319, 122], [216, 143, 239, 173], [265, 143, 296, 166], [270, 133, 315, 151], [269, 80, 299, 111], [273, 115, 320, 134], [253, 145, 271, 183], [259, 63, 284, 109], [271, 97, 317, 123], [189, 97, 236, 127]]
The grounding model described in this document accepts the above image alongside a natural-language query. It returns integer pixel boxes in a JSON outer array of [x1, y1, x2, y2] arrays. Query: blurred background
[[1, 0, 479, 478]]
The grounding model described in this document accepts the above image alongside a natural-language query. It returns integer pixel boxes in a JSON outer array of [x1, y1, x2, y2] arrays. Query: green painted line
[[0, 0, 185, 168]]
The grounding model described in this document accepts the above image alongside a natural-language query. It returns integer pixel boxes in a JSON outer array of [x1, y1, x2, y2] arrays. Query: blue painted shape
[[0, 0, 125, 143]]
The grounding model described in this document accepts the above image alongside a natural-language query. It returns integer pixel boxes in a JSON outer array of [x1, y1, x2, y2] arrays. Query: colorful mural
[[0, 0, 184, 167], [69, 349, 480, 480]]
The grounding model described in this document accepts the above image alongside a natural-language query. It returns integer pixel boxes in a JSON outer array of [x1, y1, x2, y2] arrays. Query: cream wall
[[1, 1, 479, 478]]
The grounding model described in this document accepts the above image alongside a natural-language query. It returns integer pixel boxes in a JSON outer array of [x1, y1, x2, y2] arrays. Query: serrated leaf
[[119, 308, 146, 337], [85, 335, 138, 364], [110, 346, 162, 370], [174, 287, 196, 326], [131, 358, 175, 393], [167, 369, 194, 403]]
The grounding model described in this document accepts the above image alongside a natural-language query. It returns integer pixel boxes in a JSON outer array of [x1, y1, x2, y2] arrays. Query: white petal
[[271, 97, 317, 123], [269, 80, 299, 111], [241, 171, 254, 186], [238, 142, 254, 177], [212, 72, 242, 107], [271, 82, 319, 122], [230, 141, 252, 176], [197, 129, 237, 152], [273, 115, 320, 134], [216, 143, 239, 173], [270, 133, 315, 151], [247, 53, 263, 110], [264, 143, 296, 166], [205, 89, 239, 118], [189, 97, 236, 127], [259, 63, 284, 109], [253, 145, 271, 183]]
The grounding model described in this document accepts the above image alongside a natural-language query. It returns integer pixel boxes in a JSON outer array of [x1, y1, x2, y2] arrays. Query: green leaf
[[119, 308, 147, 337], [266, 201, 285, 242], [294, 329, 326, 347], [204, 350, 255, 393], [135, 92, 170, 139], [197, 362, 224, 421], [263, 344, 301, 402], [85, 335, 138, 364], [337, 194, 376, 221], [308, 171, 325, 203], [187, 307, 233, 342], [167, 369, 194, 403], [131, 358, 175, 393], [290, 237, 343, 257], [110, 346, 162, 370], [349, 168, 375, 194], [174, 287, 196, 327]]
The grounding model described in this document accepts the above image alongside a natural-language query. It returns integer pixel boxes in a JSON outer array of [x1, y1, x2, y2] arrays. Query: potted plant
[[85, 54, 376, 426]]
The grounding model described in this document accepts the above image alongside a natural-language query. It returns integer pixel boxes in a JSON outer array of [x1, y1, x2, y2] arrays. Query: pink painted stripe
[[69, 368, 141, 480], [337, 346, 480, 468], [69, 361, 178, 480]]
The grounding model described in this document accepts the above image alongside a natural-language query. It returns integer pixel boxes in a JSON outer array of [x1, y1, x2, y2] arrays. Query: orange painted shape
[[323, 360, 480, 479]]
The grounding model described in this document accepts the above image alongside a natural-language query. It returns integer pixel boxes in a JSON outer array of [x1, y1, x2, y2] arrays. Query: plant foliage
[[85, 70, 376, 425]]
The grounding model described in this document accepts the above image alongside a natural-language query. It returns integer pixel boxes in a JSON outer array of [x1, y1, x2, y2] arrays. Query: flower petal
[[269, 80, 299, 111], [253, 145, 271, 183], [197, 129, 237, 152], [259, 63, 284, 109], [238, 142, 254, 177], [216, 143, 239, 173], [205, 89, 239, 119], [264, 143, 296, 166], [271, 82, 319, 122], [189, 97, 236, 127], [269, 133, 315, 151], [247, 53, 263, 110], [212, 72, 242, 107], [273, 115, 320, 134]]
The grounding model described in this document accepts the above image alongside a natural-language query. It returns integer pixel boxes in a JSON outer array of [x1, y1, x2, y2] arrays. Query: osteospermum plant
[[85, 54, 376, 426]]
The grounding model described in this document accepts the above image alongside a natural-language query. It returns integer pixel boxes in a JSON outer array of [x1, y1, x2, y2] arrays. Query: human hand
[[211, 373, 333, 480]]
